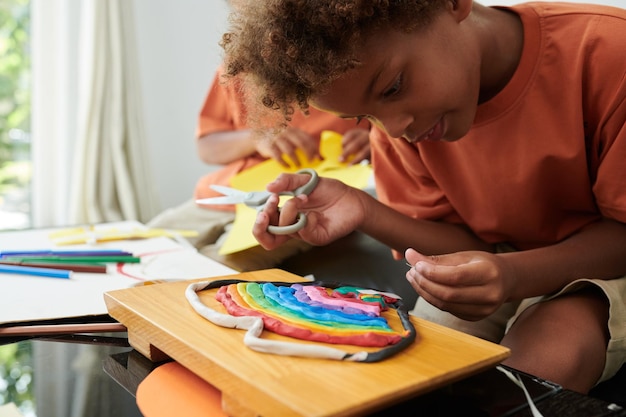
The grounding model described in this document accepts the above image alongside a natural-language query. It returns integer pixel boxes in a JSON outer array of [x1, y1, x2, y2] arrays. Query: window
[[0, 2, 34, 416], [0, 0, 31, 231]]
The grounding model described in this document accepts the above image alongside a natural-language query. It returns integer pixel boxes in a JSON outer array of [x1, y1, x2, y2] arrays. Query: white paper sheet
[[0, 221, 237, 325]]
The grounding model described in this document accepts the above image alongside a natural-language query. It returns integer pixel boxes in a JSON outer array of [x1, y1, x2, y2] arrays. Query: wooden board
[[105, 269, 509, 417]]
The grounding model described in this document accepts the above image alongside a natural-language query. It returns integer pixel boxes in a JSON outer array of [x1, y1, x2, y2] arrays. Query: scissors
[[195, 168, 319, 235]]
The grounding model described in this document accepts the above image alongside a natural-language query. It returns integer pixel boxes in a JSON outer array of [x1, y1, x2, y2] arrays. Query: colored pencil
[[0, 261, 107, 274], [0, 249, 133, 257], [0, 255, 141, 264], [0, 322, 127, 336], [0, 264, 72, 279]]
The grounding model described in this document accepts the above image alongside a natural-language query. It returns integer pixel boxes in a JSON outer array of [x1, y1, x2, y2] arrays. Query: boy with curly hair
[[221, 0, 626, 393]]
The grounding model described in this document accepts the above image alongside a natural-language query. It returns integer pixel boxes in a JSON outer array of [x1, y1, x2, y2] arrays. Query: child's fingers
[[405, 248, 431, 266], [267, 172, 315, 194], [277, 197, 301, 228], [253, 195, 288, 249]]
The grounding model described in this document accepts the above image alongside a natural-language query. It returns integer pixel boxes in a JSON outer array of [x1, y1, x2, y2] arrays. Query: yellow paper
[[219, 131, 372, 255], [49, 226, 198, 245]]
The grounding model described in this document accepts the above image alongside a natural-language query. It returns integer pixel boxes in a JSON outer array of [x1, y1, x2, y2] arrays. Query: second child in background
[[148, 67, 370, 271]]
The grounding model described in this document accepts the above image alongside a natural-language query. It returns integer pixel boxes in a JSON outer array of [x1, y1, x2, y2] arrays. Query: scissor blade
[[196, 184, 247, 205], [196, 195, 244, 205], [210, 184, 247, 197]]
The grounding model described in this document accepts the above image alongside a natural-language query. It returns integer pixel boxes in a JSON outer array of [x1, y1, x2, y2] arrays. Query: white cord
[[496, 366, 545, 417]]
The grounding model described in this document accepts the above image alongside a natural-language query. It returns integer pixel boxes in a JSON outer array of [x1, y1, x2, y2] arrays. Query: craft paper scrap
[[219, 131, 372, 254], [0, 403, 25, 417], [49, 225, 198, 246]]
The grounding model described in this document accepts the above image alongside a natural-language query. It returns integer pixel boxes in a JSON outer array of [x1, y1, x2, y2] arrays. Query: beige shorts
[[411, 273, 626, 384], [510, 277, 626, 383]]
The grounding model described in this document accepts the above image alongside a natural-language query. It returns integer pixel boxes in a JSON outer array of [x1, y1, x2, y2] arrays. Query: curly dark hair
[[221, 0, 448, 128]]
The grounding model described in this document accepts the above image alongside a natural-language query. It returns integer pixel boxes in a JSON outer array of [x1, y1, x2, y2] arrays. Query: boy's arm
[[253, 175, 493, 253], [196, 129, 257, 165], [405, 218, 626, 321], [358, 190, 494, 255], [195, 68, 258, 165]]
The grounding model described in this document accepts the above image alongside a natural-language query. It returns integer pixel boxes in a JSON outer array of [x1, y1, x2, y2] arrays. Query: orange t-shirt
[[193, 68, 362, 209], [371, 3, 626, 256]]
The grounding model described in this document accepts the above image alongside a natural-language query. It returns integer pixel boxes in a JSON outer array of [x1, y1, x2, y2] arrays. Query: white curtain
[[31, 0, 159, 228], [31, 0, 79, 228]]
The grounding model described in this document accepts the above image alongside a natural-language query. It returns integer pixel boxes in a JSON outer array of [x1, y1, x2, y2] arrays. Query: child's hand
[[340, 128, 371, 164], [405, 248, 515, 321], [256, 127, 321, 167], [252, 172, 365, 249]]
